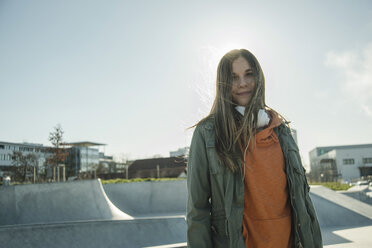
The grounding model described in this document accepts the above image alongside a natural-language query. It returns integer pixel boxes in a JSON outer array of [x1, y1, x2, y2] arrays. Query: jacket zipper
[[242, 143, 249, 181], [285, 151, 301, 247]]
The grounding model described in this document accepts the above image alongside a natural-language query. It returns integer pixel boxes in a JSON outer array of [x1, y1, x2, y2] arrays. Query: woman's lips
[[237, 91, 251, 96]]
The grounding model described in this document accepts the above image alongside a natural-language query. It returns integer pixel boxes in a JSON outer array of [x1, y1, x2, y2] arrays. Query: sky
[[0, 0, 371, 169]]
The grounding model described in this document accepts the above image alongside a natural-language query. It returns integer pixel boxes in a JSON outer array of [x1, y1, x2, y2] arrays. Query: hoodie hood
[[254, 110, 283, 147]]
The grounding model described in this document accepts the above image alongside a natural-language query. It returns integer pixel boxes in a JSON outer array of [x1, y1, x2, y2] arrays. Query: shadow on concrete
[[310, 190, 372, 246], [311, 193, 372, 228], [321, 228, 352, 246]]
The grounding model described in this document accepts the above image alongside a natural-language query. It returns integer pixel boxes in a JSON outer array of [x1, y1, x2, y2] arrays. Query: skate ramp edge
[[309, 186, 372, 247], [97, 179, 133, 220], [103, 180, 187, 217], [339, 186, 372, 205], [310, 185, 372, 228], [0, 179, 133, 226], [0, 217, 186, 248]]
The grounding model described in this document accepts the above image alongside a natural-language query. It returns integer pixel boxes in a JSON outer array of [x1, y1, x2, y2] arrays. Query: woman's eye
[[232, 76, 239, 81]]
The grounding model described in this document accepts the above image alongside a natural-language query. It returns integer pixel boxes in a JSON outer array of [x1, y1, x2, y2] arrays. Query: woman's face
[[231, 56, 256, 106]]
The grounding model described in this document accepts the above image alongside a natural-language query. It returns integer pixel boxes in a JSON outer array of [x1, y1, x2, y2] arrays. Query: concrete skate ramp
[[103, 180, 187, 217], [0, 179, 132, 226], [0, 217, 186, 248], [339, 185, 372, 205], [310, 186, 372, 247], [310, 185, 372, 228]]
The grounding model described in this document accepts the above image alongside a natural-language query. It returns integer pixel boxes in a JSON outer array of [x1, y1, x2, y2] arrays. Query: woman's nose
[[240, 77, 255, 89], [238, 77, 249, 87]]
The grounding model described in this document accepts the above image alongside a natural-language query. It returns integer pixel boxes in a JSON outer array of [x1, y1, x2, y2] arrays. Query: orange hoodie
[[242, 110, 292, 248]]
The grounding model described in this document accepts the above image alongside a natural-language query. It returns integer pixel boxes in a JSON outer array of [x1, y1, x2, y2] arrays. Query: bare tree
[[11, 151, 38, 182], [46, 124, 68, 176]]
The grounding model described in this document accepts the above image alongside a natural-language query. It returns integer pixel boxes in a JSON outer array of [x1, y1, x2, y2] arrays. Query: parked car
[[355, 180, 369, 186]]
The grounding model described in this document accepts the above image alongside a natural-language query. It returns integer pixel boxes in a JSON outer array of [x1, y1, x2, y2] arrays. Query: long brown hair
[[196, 49, 278, 172]]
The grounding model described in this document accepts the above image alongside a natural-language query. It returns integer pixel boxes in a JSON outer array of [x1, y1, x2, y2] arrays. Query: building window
[[363, 157, 372, 164], [343, 158, 355, 165]]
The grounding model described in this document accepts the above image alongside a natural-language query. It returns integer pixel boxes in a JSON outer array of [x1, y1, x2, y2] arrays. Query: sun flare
[[193, 42, 246, 117]]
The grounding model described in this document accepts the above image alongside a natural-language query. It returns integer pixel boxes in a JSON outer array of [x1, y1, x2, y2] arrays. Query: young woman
[[187, 49, 322, 248]]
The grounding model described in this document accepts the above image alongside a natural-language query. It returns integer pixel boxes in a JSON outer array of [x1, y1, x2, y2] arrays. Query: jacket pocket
[[287, 144, 310, 197], [288, 146, 306, 176], [211, 210, 229, 247], [211, 209, 229, 248], [206, 138, 223, 175], [211, 209, 228, 234], [211, 212, 229, 247], [211, 230, 229, 248], [211, 218, 228, 236]]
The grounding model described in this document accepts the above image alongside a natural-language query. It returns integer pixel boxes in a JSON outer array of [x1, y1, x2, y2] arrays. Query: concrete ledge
[[0, 217, 186, 248], [310, 185, 372, 220]]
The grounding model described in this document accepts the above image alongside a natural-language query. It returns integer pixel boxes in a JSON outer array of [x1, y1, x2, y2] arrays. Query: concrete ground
[[311, 185, 372, 247], [1, 180, 372, 247], [0, 217, 186, 248], [339, 185, 372, 205], [323, 226, 372, 248]]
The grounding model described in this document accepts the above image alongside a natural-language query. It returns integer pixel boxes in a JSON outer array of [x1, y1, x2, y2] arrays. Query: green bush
[[309, 182, 352, 191], [101, 177, 186, 184], [10, 181, 33, 186]]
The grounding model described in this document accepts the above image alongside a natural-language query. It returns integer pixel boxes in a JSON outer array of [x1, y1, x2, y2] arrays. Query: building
[[170, 147, 189, 158], [0, 141, 53, 178], [127, 157, 187, 179], [97, 152, 117, 174], [63, 142, 106, 176], [309, 144, 372, 182], [0, 140, 109, 180]]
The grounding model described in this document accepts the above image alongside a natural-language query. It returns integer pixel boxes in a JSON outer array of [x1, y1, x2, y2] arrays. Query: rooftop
[[313, 143, 372, 151], [61, 141, 106, 147]]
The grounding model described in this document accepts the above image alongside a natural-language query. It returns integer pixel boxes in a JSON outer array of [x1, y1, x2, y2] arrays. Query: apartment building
[[309, 144, 372, 182]]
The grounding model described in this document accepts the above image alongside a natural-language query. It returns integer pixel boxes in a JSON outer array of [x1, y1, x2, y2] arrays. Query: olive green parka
[[187, 117, 322, 248]]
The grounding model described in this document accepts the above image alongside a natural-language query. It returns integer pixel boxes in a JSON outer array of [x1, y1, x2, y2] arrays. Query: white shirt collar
[[234, 106, 270, 128]]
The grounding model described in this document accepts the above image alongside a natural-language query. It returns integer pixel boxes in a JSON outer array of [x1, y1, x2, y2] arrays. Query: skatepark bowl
[[0, 179, 371, 247]]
